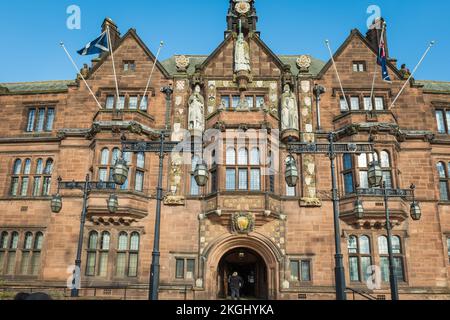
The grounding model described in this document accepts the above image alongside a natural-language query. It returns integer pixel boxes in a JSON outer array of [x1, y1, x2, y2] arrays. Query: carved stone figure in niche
[[234, 32, 251, 73], [188, 85, 205, 131], [281, 84, 299, 131]]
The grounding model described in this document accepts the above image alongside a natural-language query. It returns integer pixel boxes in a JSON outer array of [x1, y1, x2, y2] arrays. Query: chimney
[[102, 17, 121, 50]]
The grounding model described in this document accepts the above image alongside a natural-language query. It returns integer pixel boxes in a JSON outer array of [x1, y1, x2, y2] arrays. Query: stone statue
[[281, 84, 299, 131], [234, 32, 251, 72], [188, 85, 205, 131]]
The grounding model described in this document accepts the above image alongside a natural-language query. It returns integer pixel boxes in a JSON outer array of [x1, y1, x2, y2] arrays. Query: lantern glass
[[51, 194, 63, 213], [107, 194, 119, 214], [354, 200, 364, 219], [285, 160, 299, 188], [410, 202, 421, 221], [194, 162, 209, 187], [113, 158, 129, 186], [368, 161, 383, 188]]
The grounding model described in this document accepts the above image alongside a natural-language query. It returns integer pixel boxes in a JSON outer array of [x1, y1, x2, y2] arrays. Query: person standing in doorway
[[228, 272, 243, 300]]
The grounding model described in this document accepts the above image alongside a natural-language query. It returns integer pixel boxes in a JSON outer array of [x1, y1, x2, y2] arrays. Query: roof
[[416, 80, 450, 93], [278, 55, 326, 76], [0, 80, 75, 94], [161, 55, 208, 75], [161, 54, 326, 76]]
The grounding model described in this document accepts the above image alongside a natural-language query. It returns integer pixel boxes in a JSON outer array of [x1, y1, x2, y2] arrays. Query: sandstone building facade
[[1, 1, 450, 300]]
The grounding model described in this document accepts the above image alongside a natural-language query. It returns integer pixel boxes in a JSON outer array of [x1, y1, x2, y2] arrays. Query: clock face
[[235, 1, 250, 14]]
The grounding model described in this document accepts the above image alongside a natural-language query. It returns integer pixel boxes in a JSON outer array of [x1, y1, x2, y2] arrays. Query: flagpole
[[390, 41, 435, 109], [106, 26, 121, 101], [325, 40, 348, 110], [143, 41, 164, 101], [60, 42, 103, 110], [370, 22, 386, 103]]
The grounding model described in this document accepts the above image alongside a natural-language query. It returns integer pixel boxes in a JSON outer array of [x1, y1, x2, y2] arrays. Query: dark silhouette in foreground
[[14, 292, 53, 300]]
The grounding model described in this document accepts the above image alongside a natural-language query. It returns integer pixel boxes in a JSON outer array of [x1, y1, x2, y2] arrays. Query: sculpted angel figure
[[234, 32, 251, 72], [281, 84, 299, 131], [188, 85, 205, 131]]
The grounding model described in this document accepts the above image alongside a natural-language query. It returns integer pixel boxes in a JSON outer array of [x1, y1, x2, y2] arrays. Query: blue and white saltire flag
[[77, 31, 109, 56], [377, 38, 392, 83]]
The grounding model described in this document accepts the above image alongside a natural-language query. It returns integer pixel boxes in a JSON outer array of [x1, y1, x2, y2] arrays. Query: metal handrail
[[347, 287, 377, 300]]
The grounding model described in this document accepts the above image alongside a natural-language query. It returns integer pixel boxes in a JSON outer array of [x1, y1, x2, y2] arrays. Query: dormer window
[[353, 61, 366, 72], [123, 60, 136, 72]]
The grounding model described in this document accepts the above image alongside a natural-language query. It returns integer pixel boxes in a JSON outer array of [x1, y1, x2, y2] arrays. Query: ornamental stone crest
[[175, 55, 190, 72], [296, 55, 312, 72], [232, 212, 255, 234]]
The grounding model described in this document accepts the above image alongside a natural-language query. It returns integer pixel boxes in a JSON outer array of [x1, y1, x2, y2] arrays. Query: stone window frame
[[25, 105, 56, 133], [352, 61, 367, 73], [343, 149, 396, 194], [219, 92, 267, 110], [172, 255, 197, 283], [347, 234, 373, 283], [434, 108, 450, 135], [84, 228, 141, 280], [102, 91, 150, 112], [96, 146, 145, 193], [123, 60, 136, 72], [338, 91, 390, 113], [10, 157, 54, 198], [436, 161, 450, 201], [224, 144, 262, 192], [378, 235, 407, 283], [288, 257, 313, 286], [344, 232, 409, 286], [0, 229, 45, 277]]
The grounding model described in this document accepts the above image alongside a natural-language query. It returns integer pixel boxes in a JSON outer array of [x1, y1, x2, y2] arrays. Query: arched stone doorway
[[217, 248, 268, 299], [203, 234, 282, 300]]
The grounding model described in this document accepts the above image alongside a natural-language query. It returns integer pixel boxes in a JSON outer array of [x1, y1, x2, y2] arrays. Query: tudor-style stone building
[[1, 1, 450, 300]]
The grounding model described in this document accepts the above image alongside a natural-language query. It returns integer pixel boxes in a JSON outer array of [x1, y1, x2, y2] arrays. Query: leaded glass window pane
[[349, 257, 360, 282], [238, 169, 248, 190], [36, 108, 45, 132], [250, 169, 261, 191], [45, 108, 55, 131], [436, 110, 446, 134], [226, 169, 236, 190], [26, 109, 36, 132]]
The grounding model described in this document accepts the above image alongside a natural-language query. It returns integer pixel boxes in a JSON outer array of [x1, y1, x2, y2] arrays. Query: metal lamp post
[[356, 160, 421, 301], [50, 175, 117, 298], [287, 133, 374, 300], [114, 86, 177, 301]]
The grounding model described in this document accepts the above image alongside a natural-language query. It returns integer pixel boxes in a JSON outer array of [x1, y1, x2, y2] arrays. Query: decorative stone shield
[[296, 55, 312, 72], [175, 55, 190, 72], [232, 212, 255, 234]]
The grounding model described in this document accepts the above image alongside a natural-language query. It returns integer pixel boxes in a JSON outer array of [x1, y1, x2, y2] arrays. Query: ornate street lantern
[[113, 158, 129, 186], [410, 202, 421, 221], [354, 199, 364, 219], [107, 194, 119, 214], [194, 161, 209, 187], [285, 156, 299, 188], [410, 184, 421, 221], [51, 194, 63, 213], [368, 161, 383, 188]]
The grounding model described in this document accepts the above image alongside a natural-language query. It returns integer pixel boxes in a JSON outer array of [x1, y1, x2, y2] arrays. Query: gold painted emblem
[[232, 213, 255, 234]]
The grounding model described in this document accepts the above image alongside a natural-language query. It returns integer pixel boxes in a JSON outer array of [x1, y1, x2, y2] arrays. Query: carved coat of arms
[[232, 212, 255, 234]]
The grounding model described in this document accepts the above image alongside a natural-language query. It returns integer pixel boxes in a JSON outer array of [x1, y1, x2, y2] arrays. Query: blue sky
[[0, 0, 448, 83]]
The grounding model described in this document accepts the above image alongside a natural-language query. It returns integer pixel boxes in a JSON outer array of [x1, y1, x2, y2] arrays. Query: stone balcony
[[201, 192, 285, 225], [339, 193, 410, 228]]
